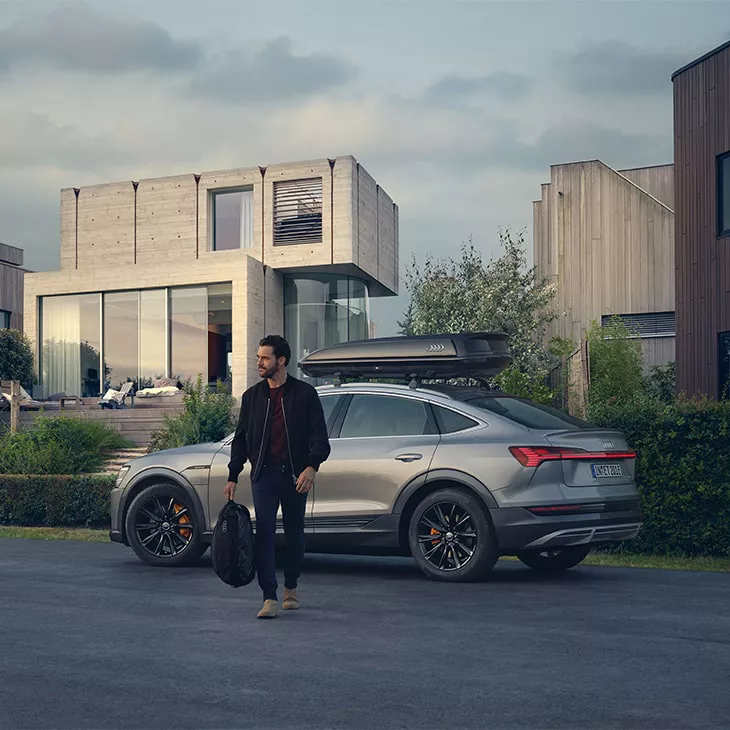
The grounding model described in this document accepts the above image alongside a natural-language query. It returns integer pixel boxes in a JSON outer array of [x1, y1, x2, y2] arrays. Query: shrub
[[0, 474, 114, 527], [493, 365, 554, 405], [0, 329, 34, 389], [148, 375, 235, 453], [591, 397, 730, 557], [0, 416, 132, 475]]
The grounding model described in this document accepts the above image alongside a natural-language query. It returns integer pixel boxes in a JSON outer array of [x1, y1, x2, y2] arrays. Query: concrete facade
[[25, 156, 398, 396], [534, 160, 676, 371]]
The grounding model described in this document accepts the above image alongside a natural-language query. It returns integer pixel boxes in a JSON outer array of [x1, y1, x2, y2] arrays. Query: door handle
[[395, 453, 423, 462]]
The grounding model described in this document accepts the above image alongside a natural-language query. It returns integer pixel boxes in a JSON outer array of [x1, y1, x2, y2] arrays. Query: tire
[[408, 488, 497, 582], [516, 545, 591, 572], [125, 483, 206, 567]]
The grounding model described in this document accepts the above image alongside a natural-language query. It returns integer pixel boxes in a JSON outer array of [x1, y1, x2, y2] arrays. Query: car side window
[[318, 395, 342, 432], [432, 405, 479, 434], [339, 395, 434, 438]]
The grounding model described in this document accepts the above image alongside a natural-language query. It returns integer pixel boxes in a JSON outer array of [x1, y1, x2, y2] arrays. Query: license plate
[[591, 464, 623, 478]]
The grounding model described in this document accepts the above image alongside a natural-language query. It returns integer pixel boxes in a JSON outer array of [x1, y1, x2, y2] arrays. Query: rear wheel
[[408, 488, 497, 582], [125, 483, 205, 567], [516, 545, 591, 572]]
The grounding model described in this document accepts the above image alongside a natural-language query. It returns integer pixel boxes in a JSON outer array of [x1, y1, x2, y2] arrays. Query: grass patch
[[0, 526, 110, 542], [500, 552, 730, 573]]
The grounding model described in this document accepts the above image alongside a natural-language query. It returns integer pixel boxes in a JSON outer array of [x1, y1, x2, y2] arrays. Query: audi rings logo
[[602, 441, 616, 450], [426, 343, 445, 353]]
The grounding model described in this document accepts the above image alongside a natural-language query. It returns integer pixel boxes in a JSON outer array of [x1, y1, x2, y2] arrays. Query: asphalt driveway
[[0, 538, 728, 730]]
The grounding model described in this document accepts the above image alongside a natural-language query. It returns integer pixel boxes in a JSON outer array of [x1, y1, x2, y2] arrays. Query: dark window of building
[[211, 188, 254, 250], [601, 312, 675, 337], [720, 331, 730, 400], [0, 309, 10, 328], [273, 178, 322, 245], [718, 152, 730, 237]]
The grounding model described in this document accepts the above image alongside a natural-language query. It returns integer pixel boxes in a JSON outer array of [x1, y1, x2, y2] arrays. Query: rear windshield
[[464, 395, 592, 430]]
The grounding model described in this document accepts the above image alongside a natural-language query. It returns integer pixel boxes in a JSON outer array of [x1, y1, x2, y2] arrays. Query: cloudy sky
[[0, 0, 727, 334]]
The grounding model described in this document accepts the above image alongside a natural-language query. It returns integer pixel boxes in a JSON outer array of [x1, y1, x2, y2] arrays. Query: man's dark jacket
[[227, 376, 331, 483]]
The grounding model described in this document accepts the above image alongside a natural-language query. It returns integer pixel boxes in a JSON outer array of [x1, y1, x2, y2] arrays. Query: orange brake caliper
[[174, 503, 192, 539]]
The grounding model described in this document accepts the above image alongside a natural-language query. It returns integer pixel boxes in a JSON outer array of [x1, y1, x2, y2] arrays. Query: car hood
[[127, 441, 225, 472]]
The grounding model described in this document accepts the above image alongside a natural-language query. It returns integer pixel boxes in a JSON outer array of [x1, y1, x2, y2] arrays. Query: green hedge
[[591, 397, 730, 557], [0, 475, 115, 528]]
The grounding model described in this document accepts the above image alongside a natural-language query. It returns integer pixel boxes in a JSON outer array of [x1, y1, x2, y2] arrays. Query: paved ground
[[0, 539, 728, 730]]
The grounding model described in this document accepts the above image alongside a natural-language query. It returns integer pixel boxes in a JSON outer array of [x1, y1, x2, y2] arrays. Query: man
[[224, 335, 331, 619]]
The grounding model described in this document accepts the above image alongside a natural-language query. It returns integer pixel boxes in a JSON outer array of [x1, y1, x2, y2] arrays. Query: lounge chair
[[0, 381, 43, 410], [99, 381, 134, 409]]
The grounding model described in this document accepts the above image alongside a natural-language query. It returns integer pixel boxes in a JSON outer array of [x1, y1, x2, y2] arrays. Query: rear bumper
[[491, 505, 643, 553]]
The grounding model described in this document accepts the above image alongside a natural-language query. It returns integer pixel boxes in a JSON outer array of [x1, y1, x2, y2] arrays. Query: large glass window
[[41, 293, 101, 398], [211, 188, 254, 250], [0, 310, 9, 328], [340, 395, 433, 438], [719, 153, 730, 237], [140, 289, 167, 387], [104, 291, 139, 390], [170, 287, 208, 383], [284, 275, 370, 380], [207, 283, 232, 384]]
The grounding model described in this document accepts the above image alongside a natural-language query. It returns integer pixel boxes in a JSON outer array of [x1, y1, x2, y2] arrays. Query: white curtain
[[42, 296, 82, 397], [239, 190, 254, 249]]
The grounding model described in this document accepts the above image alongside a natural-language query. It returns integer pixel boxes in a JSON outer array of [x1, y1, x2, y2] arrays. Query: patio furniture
[[99, 381, 134, 409]]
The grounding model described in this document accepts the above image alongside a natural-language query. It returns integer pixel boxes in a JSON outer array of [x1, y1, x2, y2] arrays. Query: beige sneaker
[[257, 599, 279, 619], [282, 589, 300, 610]]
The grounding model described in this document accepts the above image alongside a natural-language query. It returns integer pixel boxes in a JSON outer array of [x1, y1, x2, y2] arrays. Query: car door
[[312, 392, 440, 526], [207, 392, 344, 531]]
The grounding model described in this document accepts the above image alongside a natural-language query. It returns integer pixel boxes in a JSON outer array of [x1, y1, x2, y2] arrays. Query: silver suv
[[110, 373, 642, 581]]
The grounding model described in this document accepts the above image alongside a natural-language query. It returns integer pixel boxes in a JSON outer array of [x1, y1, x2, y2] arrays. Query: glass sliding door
[[207, 283, 232, 385], [41, 293, 101, 398], [103, 291, 139, 390], [140, 289, 168, 386], [170, 286, 208, 384]]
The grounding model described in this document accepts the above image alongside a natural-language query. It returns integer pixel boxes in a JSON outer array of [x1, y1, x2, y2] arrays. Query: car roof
[[315, 381, 505, 402]]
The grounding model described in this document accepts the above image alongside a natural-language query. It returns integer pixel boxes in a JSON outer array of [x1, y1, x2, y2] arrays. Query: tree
[[399, 229, 558, 402], [0, 329, 34, 389]]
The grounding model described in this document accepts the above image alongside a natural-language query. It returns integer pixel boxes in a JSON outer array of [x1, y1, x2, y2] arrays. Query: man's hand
[[224, 481, 237, 501], [296, 467, 316, 494]]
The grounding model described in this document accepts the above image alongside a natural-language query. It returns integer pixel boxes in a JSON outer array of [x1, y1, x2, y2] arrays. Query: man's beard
[[259, 364, 278, 380]]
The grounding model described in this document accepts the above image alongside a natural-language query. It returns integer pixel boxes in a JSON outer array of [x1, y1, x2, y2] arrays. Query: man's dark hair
[[259, 335, 291, 366]]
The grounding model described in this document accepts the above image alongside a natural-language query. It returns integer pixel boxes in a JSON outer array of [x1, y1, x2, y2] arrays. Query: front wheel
[[125, 483, 206, 567], [408, 488, 497, 582], [516, 545, 591, 572]]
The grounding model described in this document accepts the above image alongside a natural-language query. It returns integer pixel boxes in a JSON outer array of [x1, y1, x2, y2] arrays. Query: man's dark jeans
[[252, 463, 307, 601]]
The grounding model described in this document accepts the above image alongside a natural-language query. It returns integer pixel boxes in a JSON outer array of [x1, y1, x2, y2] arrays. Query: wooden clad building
[[533, 160, 675, 371], [0, 243, 24, 330], [673, 41, 730, 398]]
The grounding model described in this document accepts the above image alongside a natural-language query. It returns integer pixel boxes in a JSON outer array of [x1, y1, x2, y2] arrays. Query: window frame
[[331, 393, 438, 440], [718, 152, 730, 238], [209, 186, 254, 252]]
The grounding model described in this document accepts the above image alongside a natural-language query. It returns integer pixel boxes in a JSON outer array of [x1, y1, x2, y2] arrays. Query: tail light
[[509, 446, 636, 468]]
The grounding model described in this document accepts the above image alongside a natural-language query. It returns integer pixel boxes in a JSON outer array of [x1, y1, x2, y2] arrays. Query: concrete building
[[24, 156, 398, 398], [533, 160, 675, 371], [672, 41, 730, 399], [0, 243, 24, 330]]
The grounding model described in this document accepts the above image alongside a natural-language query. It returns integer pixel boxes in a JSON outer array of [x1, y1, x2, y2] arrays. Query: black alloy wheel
[[408, 488, 497, 582], [516, 544, 591, 572], [125, 484, 205, 567]]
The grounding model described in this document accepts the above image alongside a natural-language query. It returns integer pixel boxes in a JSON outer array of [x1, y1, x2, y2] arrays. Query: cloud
[[0, 112, 127, 172], [556, 41, 686, 95], [0, 2, 202, 74], [424, 72, 533, 103], [186, 37, 356, 103]]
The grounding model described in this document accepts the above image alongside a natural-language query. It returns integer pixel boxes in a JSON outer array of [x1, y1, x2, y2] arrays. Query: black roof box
[[299, 332, 512, 382]]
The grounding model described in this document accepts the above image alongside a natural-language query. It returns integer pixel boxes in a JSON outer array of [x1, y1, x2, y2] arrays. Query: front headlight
[[116, 465, 131, 488]]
